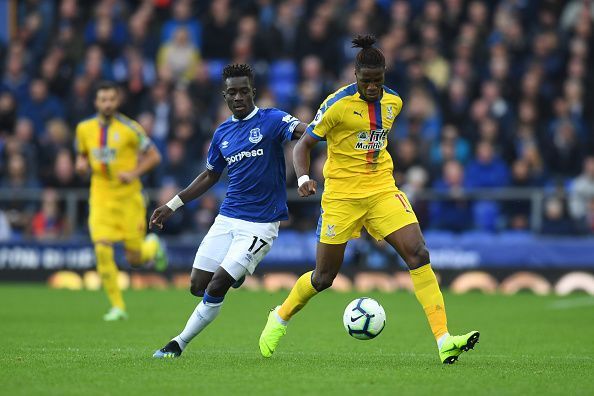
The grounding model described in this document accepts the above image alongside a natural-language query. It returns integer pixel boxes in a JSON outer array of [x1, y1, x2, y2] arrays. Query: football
[[343, 297, 386, 340]]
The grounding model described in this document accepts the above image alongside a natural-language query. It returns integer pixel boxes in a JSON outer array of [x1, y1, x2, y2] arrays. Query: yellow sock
[[278, 271, 318, 321], [410, 264, 448, 340], [95, 244, 125, 310], [140, 235, 158, 263]]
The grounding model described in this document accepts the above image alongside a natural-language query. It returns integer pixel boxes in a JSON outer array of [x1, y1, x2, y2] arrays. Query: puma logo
[[353, 110, 363, 118]]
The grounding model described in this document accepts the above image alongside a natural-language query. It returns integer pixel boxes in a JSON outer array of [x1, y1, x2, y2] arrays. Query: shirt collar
[[231, 106, 259, 122]]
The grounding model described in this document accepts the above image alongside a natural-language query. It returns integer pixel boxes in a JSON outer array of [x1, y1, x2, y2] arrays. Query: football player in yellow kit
[[259, 35, 479, 364], [75, 81, 166, 321]]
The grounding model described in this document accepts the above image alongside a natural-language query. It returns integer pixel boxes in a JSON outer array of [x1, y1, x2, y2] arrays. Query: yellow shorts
[[317, 189, 418, 244], [88, 192, 146, 250]]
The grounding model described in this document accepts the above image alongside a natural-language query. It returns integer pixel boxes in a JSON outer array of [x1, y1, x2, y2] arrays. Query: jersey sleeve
[[129, 119, 153, 152], [306, 100, 341, 140], [205, 136, 226, 173], [271, 109, 300, 143], [75, 123, 87, 155]]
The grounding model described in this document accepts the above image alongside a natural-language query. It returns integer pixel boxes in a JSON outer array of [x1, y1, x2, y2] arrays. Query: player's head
[[94, 81, 120, 118], [352, 34, 385, 102], [222, 63, 256, 119]]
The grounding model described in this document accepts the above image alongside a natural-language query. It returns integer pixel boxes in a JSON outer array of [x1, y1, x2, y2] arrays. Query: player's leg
[[376, 191, 479, 363], [278, 241, 347, 320], [153, 215, 236, 358], [259, 241, 347, 357], [95, 241, 127, 321], [190, 268, 214, 297], [89, 202, 127, 320], [259, 196, 363, 357]]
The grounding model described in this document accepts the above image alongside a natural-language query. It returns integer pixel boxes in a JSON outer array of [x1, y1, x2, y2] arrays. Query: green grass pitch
[[1, 285, 593, 395]]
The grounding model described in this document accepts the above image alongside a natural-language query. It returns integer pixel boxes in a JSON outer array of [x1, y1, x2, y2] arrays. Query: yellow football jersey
[[307, 83, 403, 198], [75, 113, 152, 202]]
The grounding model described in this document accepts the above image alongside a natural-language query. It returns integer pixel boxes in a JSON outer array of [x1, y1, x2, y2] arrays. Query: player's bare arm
[[75, 153, 89, 177], [291, 122, 307, 140], [293, 132, 318, 197], [150, 169, 221, 229], [118, 145, 162, 184]]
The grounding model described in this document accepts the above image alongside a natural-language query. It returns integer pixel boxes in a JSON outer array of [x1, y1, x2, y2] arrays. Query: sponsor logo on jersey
[[221, 140, 229, 149], [354, 129, 388, 150], [249, 128, 263, 144], [225, 149, 264, 164], [92, 147, 116, 163]]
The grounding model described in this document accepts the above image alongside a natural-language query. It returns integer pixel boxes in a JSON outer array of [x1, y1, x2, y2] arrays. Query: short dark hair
[[352, 34, 385, 70], [222, 63, 254, 84], [94, 80, 119, 97]]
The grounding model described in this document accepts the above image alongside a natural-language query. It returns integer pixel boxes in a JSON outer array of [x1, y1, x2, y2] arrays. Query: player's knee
[[190, 280, 205, 297], [406, 243, 430, 270], [311, 271, 335, 292]]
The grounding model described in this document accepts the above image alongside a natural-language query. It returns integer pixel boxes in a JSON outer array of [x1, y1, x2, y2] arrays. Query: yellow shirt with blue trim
[[75, 113, 152, 202], [307, 83, 403, 198]]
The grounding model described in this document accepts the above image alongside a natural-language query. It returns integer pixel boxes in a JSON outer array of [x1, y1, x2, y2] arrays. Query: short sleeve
[[272, 109, 300, 143], [75, 124, 87, 155], [206, 138, 226, 173], [129, 120, 153, 152], [306, 102, 339, 140]]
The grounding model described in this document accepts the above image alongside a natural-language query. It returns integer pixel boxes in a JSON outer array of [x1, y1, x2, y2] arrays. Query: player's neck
[[231, 106, 259, 122], [358, 89, 383, 103], [98, 113, 116, 124]]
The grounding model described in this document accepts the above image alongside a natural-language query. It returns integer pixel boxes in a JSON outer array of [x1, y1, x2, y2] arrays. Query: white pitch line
[[549, 297, 594, 310]]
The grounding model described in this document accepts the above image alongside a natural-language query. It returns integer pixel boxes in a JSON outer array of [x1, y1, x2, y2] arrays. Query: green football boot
[[147, 233, 168, 272], [439, 330, 480, 364], [259, 306, 287, 358], [103, 307, 128, 321]]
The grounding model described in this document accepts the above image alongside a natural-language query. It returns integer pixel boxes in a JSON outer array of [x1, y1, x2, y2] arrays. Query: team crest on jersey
[[221, 140, 229, 149], [113, 132, 119, 142], [325, 224, 336, 238], [249, 128, 263, 144], [355, 129, 388, 150], [387, 105, 394, 120]]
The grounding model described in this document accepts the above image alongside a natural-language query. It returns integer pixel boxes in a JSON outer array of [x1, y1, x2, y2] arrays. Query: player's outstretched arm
[[150, 170, 221, 230], [293, 133, 319, 197], [119, 145, 162, 183]]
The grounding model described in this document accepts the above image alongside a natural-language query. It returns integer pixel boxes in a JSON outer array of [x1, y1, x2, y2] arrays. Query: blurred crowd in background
[[0, 0, 593, 241]]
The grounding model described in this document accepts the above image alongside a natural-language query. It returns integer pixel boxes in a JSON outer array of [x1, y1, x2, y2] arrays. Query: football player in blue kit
[[151, 64, 306, 358]]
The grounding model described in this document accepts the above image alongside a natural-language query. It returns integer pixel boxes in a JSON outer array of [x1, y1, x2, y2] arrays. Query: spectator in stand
[[161, 0, 201, 49], [541, 197, 577, 235], [18, 79, 65, 135], [157, 27, 200, 84], [30, 188, 68, 240], [430, 160, 473, 232], [201, 0, 236, 59], [1, 47, 30, 102], [569, 156, 594, 223], [545, 119, 585, 178], [0, 92, 17, 136], [466, 141, 509, 189]]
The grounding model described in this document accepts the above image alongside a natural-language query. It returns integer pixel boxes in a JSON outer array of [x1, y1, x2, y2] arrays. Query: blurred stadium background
[[0, 0, 593, 294]]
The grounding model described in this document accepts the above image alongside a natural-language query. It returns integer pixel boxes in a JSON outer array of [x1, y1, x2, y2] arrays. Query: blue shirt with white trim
[[206, 107, 299, 223]]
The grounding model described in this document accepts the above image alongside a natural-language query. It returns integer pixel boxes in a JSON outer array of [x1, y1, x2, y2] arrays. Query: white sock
[[174, 299, 223, 351], [437, 332, 450, 349]]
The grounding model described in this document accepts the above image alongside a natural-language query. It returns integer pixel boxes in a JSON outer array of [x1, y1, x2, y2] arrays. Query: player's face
[[223, 76, 256, 119], [95, 88, 119, 118], [355, 67, 385, 102]]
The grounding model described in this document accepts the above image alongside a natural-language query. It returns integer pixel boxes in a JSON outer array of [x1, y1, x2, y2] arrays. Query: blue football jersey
[[206, 107, 300, 223]]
